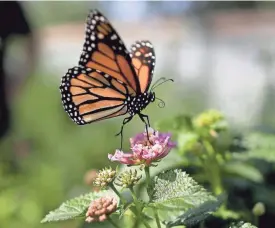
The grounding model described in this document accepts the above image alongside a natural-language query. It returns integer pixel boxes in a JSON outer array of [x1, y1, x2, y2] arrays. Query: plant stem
[[153, 209, 161, 228], [109, 182, 126, 204], [130, 187, 153, 228], [202, 139, 215, 156], [107, 216, 120, 228], [129, 187, 138, 203], [144, 166, 151, 192], [142, 219, 153, 228], [254, 215, 259, 227], [202, 140, 223, 195], [144, 166, 161, 228]]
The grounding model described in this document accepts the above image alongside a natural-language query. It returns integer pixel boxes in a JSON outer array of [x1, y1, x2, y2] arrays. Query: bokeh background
[[1, 1, 275, 228]]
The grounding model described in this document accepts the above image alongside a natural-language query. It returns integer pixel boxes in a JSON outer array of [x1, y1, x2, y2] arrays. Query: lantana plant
[[42, 123, 258, 228]]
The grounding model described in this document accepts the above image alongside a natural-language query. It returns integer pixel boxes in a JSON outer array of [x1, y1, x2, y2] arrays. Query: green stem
[[254, 215, 259, 227], [144, 166, 161, 228], [153, 209, 161, 228], [109, 183, 126, 204], [107, 216, 120, 228], [202, 140, 215, 156], [144, 166, 151, 192], [142, 219, 153, 228], [129, 187, 138, 203], [202, 140, 223, 195], [130, 187, 153, 228]]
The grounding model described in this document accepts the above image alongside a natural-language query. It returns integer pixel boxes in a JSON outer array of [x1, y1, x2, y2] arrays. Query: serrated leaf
[[151, 169, 214, 205], [223, 161, 263, 183], [232, 132, 275, 163], [149, 169, 215, 221], [229, 221, 257, 228], [164, 195, 225, 227], [41, 190, 115, 223]]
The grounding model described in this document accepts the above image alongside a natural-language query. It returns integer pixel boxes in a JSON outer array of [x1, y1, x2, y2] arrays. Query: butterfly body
[[126, 92, 155, 117]]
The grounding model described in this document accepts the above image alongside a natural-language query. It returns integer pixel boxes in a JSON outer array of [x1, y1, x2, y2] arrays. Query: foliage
[[41, 191, 114, 223], [229, 221, 258, 228]]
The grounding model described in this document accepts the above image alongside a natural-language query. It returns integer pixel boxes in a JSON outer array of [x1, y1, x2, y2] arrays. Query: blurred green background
[[1, 1, 275, 228]]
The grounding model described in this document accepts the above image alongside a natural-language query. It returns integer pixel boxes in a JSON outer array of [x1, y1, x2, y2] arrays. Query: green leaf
[[229, 221, 257, 228], [150, 169, 214, 205], [164, 195, 224, 227], [178, 132, 199, 154], [41, 190, 114, 223], [149, 169, 215, 221], [232, 132, 275, 163], [223, 161, 263, 183]]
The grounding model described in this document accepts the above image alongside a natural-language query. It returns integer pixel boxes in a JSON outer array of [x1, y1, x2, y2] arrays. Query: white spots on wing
[[135, 51, 141, 56], [88, 47, 92, 51], [112, 45, 116, 50], [91, 43, 95, 48], [111, 34, 117, 40], [90, 35, 95, 41], [90, 25, 94, 30], [91, 19, 96, 24], [98, 33, 104, 39], [100, 16, 105, 22]]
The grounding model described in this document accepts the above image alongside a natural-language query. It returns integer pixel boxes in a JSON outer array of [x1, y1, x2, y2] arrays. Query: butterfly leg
[[140, 113, 151, 127], [115, 116, 133, 149], [138, 113, 151, 142]]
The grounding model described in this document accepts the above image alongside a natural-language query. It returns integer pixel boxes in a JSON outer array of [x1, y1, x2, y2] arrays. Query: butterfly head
[[150, 92, 156, 102]]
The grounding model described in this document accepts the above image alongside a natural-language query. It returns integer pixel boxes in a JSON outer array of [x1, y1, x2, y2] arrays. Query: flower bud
[[115, 169, 141, 188], [93, 167, 116, 188], [193, 110, 224, 128], [252, 202, 265, 216], [85, 196, 117, 223]]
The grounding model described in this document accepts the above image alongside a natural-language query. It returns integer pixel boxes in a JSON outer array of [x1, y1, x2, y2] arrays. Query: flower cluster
[[115, 169, 141, 188], [193, 109, 224, 128], [85, 196, 117, 223], [108, 129, 176, 166], [93, 167, 116, 188]]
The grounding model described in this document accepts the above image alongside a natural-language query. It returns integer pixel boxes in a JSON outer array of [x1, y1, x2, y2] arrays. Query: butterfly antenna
[[151, 78, 174, 91], [151, 77, 166, 89], [155, 97, 165, 108]]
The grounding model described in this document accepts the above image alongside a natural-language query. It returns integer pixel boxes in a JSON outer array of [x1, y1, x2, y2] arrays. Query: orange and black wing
[[60, 66, 130, 125], [130, 40, 155, 93], [78, 10, 140, 95]]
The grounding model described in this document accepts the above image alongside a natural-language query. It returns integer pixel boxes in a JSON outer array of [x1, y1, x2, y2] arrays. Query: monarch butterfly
[[60, 10, 172, 148]]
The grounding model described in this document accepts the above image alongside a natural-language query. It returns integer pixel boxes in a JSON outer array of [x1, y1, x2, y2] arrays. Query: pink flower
[[85, 196, 117, 223], [108, 129, 176, 166]]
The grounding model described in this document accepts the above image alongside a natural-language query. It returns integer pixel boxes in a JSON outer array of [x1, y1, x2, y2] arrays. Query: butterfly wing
[[130, 40, 156, 93], [60, 66, 129, 125], [79, 10, 140, 95]]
